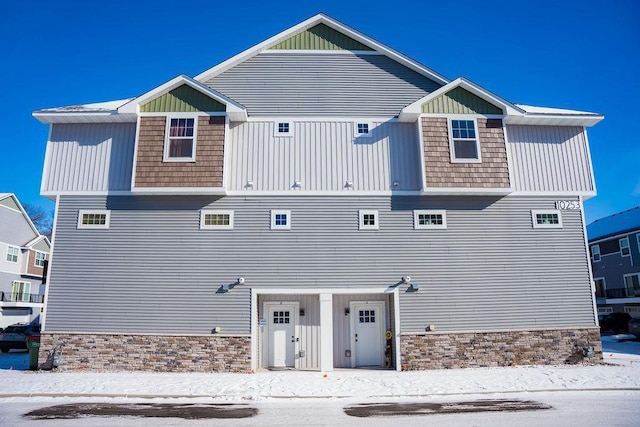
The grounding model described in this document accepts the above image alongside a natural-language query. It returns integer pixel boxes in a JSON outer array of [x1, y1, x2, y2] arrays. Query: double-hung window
[[34, 251, 46, 268], [620, 237, 630, 256], [6, 246, 18, 263], [591, 244, 601, 262], [164, 117, 197, 161], [449, 119, 480, 162]]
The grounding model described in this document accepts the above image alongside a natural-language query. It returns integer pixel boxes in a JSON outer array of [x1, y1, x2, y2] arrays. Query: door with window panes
[[266, 303, 299, 368]]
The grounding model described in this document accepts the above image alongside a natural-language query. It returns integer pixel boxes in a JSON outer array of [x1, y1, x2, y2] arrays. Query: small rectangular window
[[620, 237, 630, 256], [34, 251, 46, 268], [164, 117, 197, 161], [359, 210, 379, 230], [355, 122, 371, 137], [532, 210, 562, 228], [6, 246, 19, 263], [591, 245, 601, 262], [200, 210, 234, 230], [414, 210, 447, 229], [271, 210, 291, 230], [449, 119, 480, 162], [78, 210, 110, 229], [275, 122, 293, 137]]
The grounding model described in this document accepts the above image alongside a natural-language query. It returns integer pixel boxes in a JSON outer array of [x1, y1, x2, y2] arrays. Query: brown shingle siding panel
[[134, 116, 225, 188], [422, 117, 510, 188]]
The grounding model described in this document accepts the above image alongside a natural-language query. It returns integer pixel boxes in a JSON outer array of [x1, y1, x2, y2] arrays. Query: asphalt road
[[0, 390, 637, 426]]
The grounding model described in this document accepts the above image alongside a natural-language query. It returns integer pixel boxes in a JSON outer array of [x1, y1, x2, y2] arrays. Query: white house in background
[[0, 193, 50, 329]]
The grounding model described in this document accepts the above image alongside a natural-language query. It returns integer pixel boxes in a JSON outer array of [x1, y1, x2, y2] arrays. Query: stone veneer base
[[38, 333, 251, 372], [401, 328, 602, 370]]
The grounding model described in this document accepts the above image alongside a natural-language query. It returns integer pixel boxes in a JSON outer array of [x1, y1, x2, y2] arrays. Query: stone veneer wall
[[401, 328, 602, 370], [422, 117, 510, 188], [38, 333, 251, 372], [134, 115, 225, 188]]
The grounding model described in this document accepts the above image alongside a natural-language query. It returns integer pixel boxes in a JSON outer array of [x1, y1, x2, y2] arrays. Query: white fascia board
[[117, 74, 247, 121], [422, 187, 514, 196], [23, 235, 50, 250], [399, 77, 523, 122], [194, 13, 449, 86], [131, 187, 227, 195], [505, 114, 603, 127], [32, 111, 137, 124]]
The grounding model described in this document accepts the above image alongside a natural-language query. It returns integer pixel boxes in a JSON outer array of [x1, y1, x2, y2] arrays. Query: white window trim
[[11, 280, 31, 302], [531, 210, 563, 229], [355, 122, 372, 137], [271, 210, 291, 230], [448, 117, 482, 163], [624, 273, 640, 297], [34, 251, 46, 268], [359, 210, 379, 230], [591, 244, 601, 262], [200, 210, 234, 230], [274, 121, 294, 137], [620, 237, 631, 257], [414, 210, 447, 229], [77, 210, 111, 229], [6, 245, 19, 263], [598, 306, 613, 314], [163, 114, 199, 162]]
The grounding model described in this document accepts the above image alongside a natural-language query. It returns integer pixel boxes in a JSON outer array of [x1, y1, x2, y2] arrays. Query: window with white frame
[[34, 251, 46, 268], [532, 210, 562, 228], [591, 244, 601, 262], [624, 274, 640, 297], [6, 246, 18, 263], [449, 119, 480, 162], [275, 122, 293, 137], [11, 281, 30, 302], [598, 306, 613, 314], [620, 237, 630, 256], [355, 122, 371, 137], [414, 210, 447, 229], [624, 306, 640, 316], [78, 210, 110, 229], [164, 117, 197, 161], [359, 210, 379, 230], [594, 277, 606, 298], [271, 210, 291, 230], [200, 210, 234, 230]]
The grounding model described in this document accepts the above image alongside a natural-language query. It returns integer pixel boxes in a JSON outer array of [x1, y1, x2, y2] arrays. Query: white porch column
[[319, 293, 334, 372]]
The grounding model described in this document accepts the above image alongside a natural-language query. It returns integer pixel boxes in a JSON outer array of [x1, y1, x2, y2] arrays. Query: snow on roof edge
[[35, 98, 134, 114]]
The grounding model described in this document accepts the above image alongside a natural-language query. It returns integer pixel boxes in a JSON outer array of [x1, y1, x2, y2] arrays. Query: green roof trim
[[140, 84, 226, 113], [269, 23, 373, 51], [422, 87, 503, 115]]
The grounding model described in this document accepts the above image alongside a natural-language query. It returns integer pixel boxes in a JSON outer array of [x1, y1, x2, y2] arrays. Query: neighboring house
[[587, 206, 640, 318], [33, 14, 603, 372], [0, 193, 50, 329]]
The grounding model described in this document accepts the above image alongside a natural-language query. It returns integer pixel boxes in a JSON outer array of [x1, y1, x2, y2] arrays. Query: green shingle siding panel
[[422, 87, 503, 115], [270, 23, 373, 51], [140, 85, 226, 113]]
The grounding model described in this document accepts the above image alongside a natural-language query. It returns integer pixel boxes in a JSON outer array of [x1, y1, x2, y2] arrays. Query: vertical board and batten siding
[[422, 87, 503, 115], [140, 85, 226, 113], [43, 124, 135, 192], [206, 53, 441, 116], [46, 195, 595, 336], [258, 294, 320, 370], [227, 121, 422, 191], [507, 125, 595, 193], [269, 23, 373, 51]]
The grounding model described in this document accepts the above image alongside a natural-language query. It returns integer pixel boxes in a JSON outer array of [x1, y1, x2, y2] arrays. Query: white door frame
[[350, 300, 386, 368], [263, 301, 299, 369]]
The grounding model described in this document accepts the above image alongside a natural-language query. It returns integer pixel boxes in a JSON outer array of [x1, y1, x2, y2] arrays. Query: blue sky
[[1, 0, 638, 224]]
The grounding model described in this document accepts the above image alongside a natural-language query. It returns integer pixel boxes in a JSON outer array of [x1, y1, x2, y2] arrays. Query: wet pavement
[[344, 399, 552, 417]]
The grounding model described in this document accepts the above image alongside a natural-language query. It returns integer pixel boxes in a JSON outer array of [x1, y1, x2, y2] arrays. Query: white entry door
[[351, 302, 385, 367], [266, 303, 298, 368]]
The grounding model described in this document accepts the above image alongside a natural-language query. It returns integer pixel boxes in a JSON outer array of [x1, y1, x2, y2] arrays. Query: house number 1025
[[555, 200, 580, 210]]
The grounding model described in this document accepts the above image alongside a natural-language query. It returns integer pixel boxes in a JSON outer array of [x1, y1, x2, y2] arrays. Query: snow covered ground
[[0, 335, 638, 425]]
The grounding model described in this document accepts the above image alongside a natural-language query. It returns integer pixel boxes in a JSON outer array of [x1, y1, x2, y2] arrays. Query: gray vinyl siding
[[591, 231, 640, 297], [0, 196, 20, 211], [0, 206, 37, 246], [227, 120, 422, 191], [507, 125, 595, 193], [46, 194, 595, 335], [43, 123, 136, 193], [206, 53, 441, 116]]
